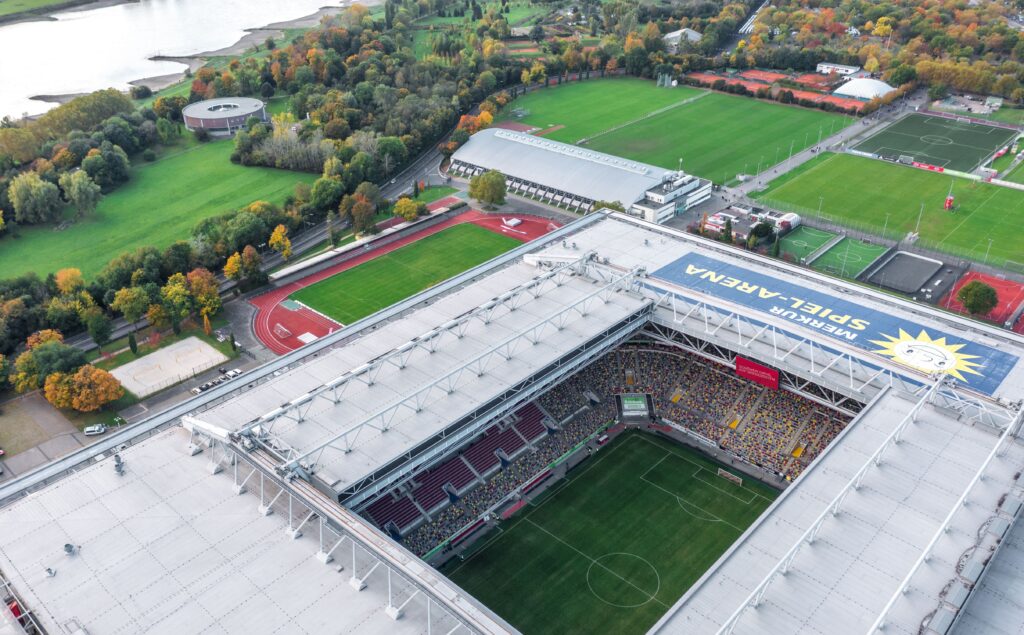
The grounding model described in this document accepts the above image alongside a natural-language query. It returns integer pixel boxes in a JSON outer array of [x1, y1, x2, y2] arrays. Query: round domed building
[[182, 97, 268, 136]]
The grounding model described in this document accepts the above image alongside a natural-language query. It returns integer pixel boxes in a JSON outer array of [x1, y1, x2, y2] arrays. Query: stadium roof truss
[[714, 381, 1024, 635], [231, 256, 651, 492]]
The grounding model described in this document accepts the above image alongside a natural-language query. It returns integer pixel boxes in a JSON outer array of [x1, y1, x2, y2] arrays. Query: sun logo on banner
[[870, 329, 983, 381]]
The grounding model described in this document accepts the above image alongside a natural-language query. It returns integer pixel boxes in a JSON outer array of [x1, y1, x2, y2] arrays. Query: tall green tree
[[58, 170, 102, 220], [469, 170, 507, 207], [8, 172, 62, 224], [957, 280, 998, 316]]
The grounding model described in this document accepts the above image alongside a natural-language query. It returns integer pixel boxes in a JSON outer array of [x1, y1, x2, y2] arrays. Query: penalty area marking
[[632, 435, 773, 503], [640, 474, 748, 533]]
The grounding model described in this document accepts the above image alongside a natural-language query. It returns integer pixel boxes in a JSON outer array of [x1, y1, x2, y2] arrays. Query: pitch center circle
[[586, 552, 661, 608], [920, 134, 954, 145]]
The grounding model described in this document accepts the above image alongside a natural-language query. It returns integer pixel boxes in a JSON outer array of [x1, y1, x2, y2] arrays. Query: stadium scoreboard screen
[[617, 393, 651, 419]]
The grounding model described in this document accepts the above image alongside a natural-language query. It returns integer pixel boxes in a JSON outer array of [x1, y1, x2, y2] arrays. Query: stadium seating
[[361, 344, 852, 555]]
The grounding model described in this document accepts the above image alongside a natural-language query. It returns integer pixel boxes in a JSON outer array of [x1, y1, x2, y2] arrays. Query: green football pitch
[[291, 223, 521, 324], [810, 237, 888, 278], [755, 153, 1024, 265], [778, 225, 837, 262], [500, 79, 853, 183], [852, 113, 1016, 172], [444, 433, 777, 634]]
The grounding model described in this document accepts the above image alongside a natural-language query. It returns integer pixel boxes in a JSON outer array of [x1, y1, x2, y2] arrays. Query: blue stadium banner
[[653, 253, 1017, 396]]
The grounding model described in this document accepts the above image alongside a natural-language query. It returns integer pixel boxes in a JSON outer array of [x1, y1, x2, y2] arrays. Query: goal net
[[898, 154, 915, 164], [273, 323, 292, 339], [956, 116, 971, 123], [717, 468, 743, 486]]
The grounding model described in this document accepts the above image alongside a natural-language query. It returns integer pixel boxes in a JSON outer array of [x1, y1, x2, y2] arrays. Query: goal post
[[717, 467, 743, 486], [272, 323, 292, 339]]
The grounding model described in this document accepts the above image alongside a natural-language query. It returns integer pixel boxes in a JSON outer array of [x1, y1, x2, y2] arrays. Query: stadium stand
[[361, 344, 852, 556]]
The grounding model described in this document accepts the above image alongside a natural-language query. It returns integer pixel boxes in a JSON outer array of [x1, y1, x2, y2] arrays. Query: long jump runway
[[250, 202, 558, 355]]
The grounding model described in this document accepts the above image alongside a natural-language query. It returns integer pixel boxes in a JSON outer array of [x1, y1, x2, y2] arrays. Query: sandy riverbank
[[128, 4, 365, 92]]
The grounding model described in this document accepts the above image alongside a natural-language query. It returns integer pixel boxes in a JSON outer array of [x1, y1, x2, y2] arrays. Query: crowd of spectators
[[388, 344, 853, 555]]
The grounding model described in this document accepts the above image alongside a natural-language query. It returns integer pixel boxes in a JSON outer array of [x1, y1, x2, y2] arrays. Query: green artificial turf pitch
[[444, 432, 777, 635], [291, 223, 521, 324], [810, 237, 889, 278], [0, 139, 314, 279], [754, 153, 1024, 265], [500, 78, 852, 183], [852, 113, 1016, 172], [777, 225, 837, 263]]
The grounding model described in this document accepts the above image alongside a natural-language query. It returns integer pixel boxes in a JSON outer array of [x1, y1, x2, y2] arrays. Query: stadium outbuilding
[[833, 77, 896, 101], [450, 128, 712, 222], [1, 212, 1023, 635], [183, 97, 268, 136]]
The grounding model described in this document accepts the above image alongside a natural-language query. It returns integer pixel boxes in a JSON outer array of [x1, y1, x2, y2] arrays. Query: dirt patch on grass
[[533, 124, 565, 136]]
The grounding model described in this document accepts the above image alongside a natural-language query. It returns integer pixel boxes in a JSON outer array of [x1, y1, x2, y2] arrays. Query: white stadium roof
[[451, 128, 675, 206], [833, 77, 896, 100], [1, 213, 1023, 635]]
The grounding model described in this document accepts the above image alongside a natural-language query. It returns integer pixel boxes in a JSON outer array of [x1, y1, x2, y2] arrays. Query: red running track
[[940, 271, 1024, 329], [250, 206, 560, 354]]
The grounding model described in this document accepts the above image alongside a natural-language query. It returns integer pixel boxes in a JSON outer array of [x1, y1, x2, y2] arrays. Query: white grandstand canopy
[[200, 252, 650, 499], [451, 128, 676, 206]]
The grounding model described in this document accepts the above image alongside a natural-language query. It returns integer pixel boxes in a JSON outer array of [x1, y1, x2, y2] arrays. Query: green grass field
[[587, 92, 853, 183], [0, 139, 314, 279], [852, 113, 1016, 172], [778, 225, 837, 262], [291, 223, 520, 324], [755, 153, 1024, 265], [0, 0, 76, 19], [499, 78, 706, 143], [500, 79, 852, 183], [1005, 161, 1024, 184], [810, 237, 888, 278], [444, 433, 777, 634]]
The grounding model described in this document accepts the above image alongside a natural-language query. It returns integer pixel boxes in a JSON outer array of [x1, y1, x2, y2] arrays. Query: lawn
[[976, 107, 1024, 127], [754, 153, 1024, 265], [0, 0, 75, 19], [0, 139, 315, 279], [587, 91, 853, 183], [444, 432, 777, 635], [499, 78, 707, 143], [291, 223, 521, 324], [1005, 161, 1024, 184]]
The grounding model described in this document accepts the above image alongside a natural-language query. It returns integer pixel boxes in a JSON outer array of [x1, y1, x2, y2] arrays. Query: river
[[0, 0, 346, 119]]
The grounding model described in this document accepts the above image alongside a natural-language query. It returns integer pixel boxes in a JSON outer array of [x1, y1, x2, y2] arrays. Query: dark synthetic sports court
[[864, 251, 943, 293], [853, 113, 1016, 172]]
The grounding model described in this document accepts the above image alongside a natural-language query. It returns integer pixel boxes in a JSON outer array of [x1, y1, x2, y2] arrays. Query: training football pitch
[[444, 433, 777, 634], [755, 153, 1024, 265], [810, 237, 888, 278], [500, 78, 852, 183], [852, 113, 1016, 172], [778, 225, 837, 262], [291, 223, 521, 324]]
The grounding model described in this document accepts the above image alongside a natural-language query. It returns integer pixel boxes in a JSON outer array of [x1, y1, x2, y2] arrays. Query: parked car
[[83, 424, 108, 436], [226, 368, 243, 378], [0, 446, 5, 457]]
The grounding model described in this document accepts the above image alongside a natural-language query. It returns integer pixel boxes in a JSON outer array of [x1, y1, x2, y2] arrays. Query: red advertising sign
[[912, 161, 945, 173], [735, 356, 779, 390]]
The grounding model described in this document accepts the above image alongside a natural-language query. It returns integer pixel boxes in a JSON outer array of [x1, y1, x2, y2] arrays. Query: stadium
[[1, 212, 1024, 635], [182, 97, 268, 136]]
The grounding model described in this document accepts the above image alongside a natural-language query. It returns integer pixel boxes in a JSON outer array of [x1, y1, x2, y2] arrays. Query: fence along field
[[754, 152, 1024, 267]]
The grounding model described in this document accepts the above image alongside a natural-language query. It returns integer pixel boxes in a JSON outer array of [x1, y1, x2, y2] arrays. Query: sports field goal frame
[[717, 467, 743, 486]]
